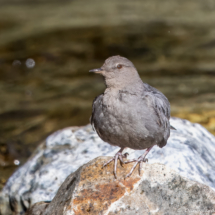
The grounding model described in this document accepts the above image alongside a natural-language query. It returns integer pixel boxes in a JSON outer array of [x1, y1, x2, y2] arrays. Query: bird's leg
[[102, 148, 128, 179], [124, 146, 153, 179]]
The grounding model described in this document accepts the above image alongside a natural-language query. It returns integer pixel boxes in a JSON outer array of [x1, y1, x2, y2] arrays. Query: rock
[[25, 202, 49, 215], [27, 156, 215, 215], [1, 117, 215, 214]]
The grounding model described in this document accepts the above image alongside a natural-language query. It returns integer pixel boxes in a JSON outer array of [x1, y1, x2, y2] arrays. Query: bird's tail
[[170, 125, 176, 130]]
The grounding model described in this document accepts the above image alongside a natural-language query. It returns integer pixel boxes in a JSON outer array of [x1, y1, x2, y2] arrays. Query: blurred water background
[[0, 0, 215, 189]]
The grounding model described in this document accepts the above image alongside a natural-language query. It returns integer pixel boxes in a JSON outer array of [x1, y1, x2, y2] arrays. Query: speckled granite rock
[[1, 117, 215, 215], [27, 157, 215, 215]]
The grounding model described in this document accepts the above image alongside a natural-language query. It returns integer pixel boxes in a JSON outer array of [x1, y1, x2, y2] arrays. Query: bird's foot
[[124, 146, 153, 179], [124, 156, 148, 179], [102, 149, 128, 179]]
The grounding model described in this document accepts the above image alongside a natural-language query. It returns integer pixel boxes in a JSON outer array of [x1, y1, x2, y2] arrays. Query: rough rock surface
[[27, 157, 215, 215], [1, 117, 215, 214]]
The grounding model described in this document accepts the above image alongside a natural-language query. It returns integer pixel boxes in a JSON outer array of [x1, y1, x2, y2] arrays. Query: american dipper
[[90, 56, 175, 179]]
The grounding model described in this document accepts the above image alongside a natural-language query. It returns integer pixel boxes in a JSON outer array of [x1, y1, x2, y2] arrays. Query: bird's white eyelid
[[112, 64, 119, 69]]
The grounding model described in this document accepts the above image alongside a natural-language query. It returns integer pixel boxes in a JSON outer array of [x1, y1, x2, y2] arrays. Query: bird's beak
[[89, 68, 104, 74]]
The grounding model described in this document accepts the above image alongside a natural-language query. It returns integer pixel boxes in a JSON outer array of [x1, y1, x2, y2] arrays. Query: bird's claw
[[124, 157, 148, 179], [123, 152, 129, 158], [119, 152, 129, 166], [102, 150, 128, 179]]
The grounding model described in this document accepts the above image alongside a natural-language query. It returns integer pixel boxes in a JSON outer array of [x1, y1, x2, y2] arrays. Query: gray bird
[[90, 56, 175, 179]]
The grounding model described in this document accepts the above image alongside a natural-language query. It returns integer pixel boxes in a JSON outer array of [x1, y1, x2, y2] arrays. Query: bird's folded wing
[[91, 94, 104, 131], [144, 83, 171, 147]]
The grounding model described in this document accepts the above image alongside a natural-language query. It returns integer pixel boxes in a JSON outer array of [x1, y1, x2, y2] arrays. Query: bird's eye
[[117, 64, 122, 69]]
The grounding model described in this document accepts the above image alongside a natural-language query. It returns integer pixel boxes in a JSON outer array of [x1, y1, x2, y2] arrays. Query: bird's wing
[[90, 94, 103, 131], [144, 83, 170, 120], [144, 84, 177, 130], [144, 83, 171, 147]]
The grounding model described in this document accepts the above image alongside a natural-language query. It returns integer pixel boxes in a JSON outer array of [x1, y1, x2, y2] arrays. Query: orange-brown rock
[[27, 156, 215, 215]]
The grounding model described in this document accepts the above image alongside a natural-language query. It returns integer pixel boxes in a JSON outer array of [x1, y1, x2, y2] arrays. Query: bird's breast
[[93, 89, 162, 149]]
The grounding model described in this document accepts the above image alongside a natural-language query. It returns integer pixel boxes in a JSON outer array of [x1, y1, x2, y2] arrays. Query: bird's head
[[89, 56, 141, 89]]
